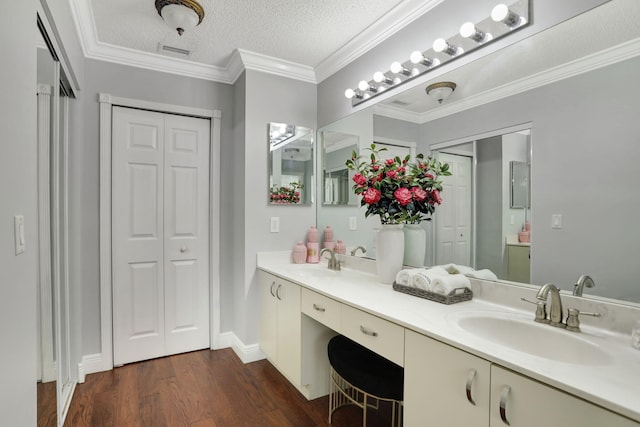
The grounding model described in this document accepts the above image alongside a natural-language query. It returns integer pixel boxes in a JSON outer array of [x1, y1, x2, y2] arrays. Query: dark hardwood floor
[[64, 348, 394, 426], [38, 380, 57, 427]]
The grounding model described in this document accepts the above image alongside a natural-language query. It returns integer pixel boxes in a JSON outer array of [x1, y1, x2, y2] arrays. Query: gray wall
[[476, 137, 503, 276], [0, 2, 37, 425], [374, 115, 420, 143], [74, 58, 235, 356], [421, 56, 640, 301]]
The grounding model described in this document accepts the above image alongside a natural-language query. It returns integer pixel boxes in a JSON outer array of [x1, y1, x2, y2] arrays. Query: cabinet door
[[258, 272, 277, 362], [490, 366, 638, 427], [276, 278, 301, 386], [404, 330, 490, 427]]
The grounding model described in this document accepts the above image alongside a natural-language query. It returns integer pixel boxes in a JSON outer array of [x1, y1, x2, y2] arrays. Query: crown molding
[[374, 37, 640, 124], [314, 0, 445, 82], [237, 49, 317, 83]]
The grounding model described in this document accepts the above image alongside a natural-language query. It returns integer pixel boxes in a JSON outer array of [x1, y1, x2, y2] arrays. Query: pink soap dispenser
[[292, 241, 307, 264]]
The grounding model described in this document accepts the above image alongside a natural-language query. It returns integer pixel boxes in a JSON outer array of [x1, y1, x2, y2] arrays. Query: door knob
[[180, 246, 188, 253]]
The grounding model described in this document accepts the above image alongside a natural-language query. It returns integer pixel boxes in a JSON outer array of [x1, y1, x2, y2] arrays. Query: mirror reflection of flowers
[[345, 144, 451, 224], [270, 181, 304, 204]]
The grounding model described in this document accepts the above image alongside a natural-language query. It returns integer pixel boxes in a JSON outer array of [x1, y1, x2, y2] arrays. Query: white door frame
[[93, 93, 221, 376]]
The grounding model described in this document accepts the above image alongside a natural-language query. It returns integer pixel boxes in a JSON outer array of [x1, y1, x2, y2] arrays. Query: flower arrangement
[[345, 144, 451, 224], [270, 181, 304, 204]]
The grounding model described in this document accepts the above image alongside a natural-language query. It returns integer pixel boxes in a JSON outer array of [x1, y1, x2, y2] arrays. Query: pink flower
[[363, 188, 381, 205], [412, 187, 428, 202], [394, 188, 412, 206], [397, 166, 406, 174], [431, 189, 443, 205], [372, 164, 380, 171], [352, 173, 366, 186], [385, 158, 395, 166], [424, 172, 435, 179], [386, 170, 398, 179]]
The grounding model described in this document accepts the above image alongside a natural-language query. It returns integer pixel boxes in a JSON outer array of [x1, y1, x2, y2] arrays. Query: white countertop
[[257, 252, 640, 423]]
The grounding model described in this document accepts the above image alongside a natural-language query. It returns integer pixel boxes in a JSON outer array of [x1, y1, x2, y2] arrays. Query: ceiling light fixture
[[425, 82, 457, 104], [344, 0, 530, 106], [155, 0, 205, 36]]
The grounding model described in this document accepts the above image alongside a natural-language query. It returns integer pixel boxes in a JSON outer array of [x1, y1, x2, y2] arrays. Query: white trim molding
[[92, 93, 222, 378], [217, 332, 265, 364]]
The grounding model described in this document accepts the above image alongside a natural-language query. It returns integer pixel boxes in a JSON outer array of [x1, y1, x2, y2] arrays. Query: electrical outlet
[[270, 217, 280, 233]]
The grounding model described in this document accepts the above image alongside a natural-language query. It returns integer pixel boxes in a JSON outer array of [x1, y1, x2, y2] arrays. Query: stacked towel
[[431, 274, 471, 295], [468, 269, 498, 281], [395, 269, 413, 286]]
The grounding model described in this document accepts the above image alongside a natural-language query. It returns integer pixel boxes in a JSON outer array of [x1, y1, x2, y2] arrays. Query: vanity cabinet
[[258, 271, 301, 387], [506, 244, 530, 283], [404, 330, 491, 426], [404, 330, 637, 427], [490, 366, 637, 427]]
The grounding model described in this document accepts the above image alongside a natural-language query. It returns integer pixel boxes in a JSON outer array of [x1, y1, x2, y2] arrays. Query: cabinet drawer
[[341, 304, 404, 366], [301, 288, 341, 332]]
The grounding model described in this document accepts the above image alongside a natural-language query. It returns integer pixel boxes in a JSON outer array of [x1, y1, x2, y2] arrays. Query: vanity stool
[[327, 334, 404, 427]]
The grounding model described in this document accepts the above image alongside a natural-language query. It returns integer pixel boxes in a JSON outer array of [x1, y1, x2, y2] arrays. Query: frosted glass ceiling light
[[433, 38, 462, 56], [460, 22, 492, 43], [155, 0, 205, 36], [390, 61, 412, 76], [409, 51, 439, 67], [344, 88, 363, 100], [491, 4, 524, 28], [425, 81, 457, 104]]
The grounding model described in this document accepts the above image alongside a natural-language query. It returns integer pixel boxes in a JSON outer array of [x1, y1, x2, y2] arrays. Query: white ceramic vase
[[375, 224, 405, 284], [403, 224, 426, 267]]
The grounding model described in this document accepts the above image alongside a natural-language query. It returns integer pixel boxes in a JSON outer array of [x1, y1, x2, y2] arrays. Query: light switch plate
[[270, 217, 280, 233], [14, 215, 25, 255], [349, 216, 357, 230], [551, 214, 563, 229]]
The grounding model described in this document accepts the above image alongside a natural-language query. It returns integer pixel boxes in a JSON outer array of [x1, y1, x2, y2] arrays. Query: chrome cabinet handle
[[313, 304, 326, 312], [359, 326, 378, 337], [465, 369, 477, 406], [269, 281, 276, 297], [499, 385, 511, 426], [275, 284, 282, 300]]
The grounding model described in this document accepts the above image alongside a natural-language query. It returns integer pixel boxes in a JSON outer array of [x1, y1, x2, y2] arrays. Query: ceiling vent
[[390, 99, 411, 106], [157, 43, 191, 57]]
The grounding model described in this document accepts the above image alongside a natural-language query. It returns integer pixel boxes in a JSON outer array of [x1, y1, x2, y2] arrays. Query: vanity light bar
[[345, 0, 530, 106]]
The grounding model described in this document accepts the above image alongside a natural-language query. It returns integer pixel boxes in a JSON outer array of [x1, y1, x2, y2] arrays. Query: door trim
[[94, 93, 221, 375]]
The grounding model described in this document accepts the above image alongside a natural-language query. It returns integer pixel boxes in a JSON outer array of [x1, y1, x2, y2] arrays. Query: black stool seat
[[327, 335, 404, 401]]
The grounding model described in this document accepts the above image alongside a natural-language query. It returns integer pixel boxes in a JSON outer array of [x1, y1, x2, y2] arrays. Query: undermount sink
[[450, 311, 612, 366]]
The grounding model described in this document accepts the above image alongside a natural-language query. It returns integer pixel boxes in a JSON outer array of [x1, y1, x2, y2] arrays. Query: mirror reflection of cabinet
[[268, 122, 314, 205]]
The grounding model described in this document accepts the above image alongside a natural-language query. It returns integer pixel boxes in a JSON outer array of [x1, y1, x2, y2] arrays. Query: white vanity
[[257, 252, 640, 426]]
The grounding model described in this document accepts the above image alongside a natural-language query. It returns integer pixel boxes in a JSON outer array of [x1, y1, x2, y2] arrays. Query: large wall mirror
[[316, 1, 640, 305], [268, 122, 314, 205]]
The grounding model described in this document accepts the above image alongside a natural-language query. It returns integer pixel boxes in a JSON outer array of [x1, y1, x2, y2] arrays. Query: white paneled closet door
[[112, 106, 210, 366]]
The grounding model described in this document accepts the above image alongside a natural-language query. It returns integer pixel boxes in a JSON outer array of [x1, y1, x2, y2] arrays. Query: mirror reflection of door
[[321, 130, 359, 206]]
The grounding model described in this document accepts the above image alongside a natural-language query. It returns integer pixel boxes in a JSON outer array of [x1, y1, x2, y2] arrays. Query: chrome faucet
[[536, 283, 565, 328], [320, 248, 341, 271], [573, 274, 595, 296], [350, 246, 366, 257]]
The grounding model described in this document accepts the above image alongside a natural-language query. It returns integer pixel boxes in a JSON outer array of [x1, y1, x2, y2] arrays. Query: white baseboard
[[79, 332, 264, 381], [218, 331, 265, 364]]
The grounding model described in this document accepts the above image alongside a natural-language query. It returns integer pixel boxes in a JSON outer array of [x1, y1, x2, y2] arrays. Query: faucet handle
[[565, 308, 602, 332], [521, 297, 549, 323]]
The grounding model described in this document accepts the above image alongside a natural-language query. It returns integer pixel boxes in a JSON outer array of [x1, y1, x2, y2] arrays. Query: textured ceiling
[[91, 0, 405, 68]]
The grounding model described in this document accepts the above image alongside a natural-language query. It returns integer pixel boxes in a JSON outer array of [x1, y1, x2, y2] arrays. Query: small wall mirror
[[268, 122, 314, 205], [510, 160, 530, 209], [321, 130, 359, 206]]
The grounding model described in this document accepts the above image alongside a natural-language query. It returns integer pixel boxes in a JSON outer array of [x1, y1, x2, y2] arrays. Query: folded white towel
[[439, 263, 457, 274], [452, 264, 476, 275], [426, 266, 450, 277], [431, 274, 471, 295], [408, 268, 448, 291], [469, 269, 498, 280], [395, 269, 413, 286]]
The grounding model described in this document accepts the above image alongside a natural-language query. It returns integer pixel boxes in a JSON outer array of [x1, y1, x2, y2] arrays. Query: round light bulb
[[432, 38, 447, 53], [390, 61, 403, 74], [491, 4, 509, 22], [373, 72, 386, 83], [358, 80, 370, 91], [409, 51, 423, 64], [459, 22, 476, 38], [344, 88, 355, 99]]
